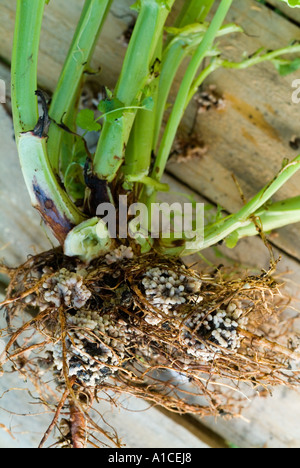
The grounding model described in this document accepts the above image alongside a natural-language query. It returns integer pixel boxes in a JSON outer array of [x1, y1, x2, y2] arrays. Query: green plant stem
[[152, 36, 300, 186], [123, 36, 163, 184], [11, 0, 46, 138], [17, 133, 86, 244], [186, 42, 300, 104], [125, 175, 169, 192], [47, 0, 112, 174], [93, 0, 175, 183], [174, 0, 215, 28], [187, 57, 222, 102], [222, 44, 300, 69], [122, 103, 157, 182], [156, 2, 217, 145], [151, 0, 233, 186], [231, 196, 300, 240], [11, 0, 86, 244], [182, 155, 300, 254]]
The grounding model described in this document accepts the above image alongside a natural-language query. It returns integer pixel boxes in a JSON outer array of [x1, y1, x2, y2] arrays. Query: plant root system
[[1, 247, 300, 447]]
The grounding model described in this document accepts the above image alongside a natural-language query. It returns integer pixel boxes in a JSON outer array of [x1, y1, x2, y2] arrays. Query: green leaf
[[105, 87, 113, 99], [76, 109, 101, 132], [98, 97, 124, 114], [215, 204, 225, 223], [98, 97, 152, 121], [273, 57, 300, 76], [278, 0, 300, 7], [98, 97, 125, 121], [130, 0, 141, 11], [142, 96, 155, 111], [61, 135, 88, 178]]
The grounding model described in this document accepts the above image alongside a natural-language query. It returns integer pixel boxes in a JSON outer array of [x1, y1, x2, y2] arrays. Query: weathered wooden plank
[[1, 0, 300, 449], [205, 386, 300, 448], [0, 0, 299, 257], [267, 0, 300, 23], [167, 0, 300, 260]]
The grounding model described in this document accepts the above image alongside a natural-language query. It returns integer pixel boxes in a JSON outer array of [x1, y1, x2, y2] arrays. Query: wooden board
[[1, 0, 300, 449], [268, 0, 300, 23], [1, 0, 299, 259], [167, 0, 300, 260]]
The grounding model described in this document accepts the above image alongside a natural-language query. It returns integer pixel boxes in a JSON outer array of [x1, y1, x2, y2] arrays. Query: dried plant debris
[[0, 247, 300, 447], [170, 134, 208, 163], [195, 84, 226, 114], [169, 85, 225, 164]]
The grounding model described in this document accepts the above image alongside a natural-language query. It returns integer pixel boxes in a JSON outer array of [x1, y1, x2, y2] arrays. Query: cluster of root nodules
[[1, 248, 300, 447]]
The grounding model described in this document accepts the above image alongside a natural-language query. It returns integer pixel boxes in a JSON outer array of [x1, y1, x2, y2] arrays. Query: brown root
[[1, 247, 299, 447]]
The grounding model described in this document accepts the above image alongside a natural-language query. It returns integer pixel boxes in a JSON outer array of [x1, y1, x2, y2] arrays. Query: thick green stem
[[93, 0, 175, 183], [151, 0, 233, 185], [47, 0, 112, 174], [154, 36, 228, 150], [17, 133, 86, 244], [11, 0, 86, 244], [154, 2, 229, 150], [123, 36, 163, 185], [174, 0, 215, 28], [11, 0, 45, 138]]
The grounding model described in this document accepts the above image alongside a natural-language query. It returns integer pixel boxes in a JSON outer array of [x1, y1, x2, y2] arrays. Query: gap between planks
[[156, 408, 231, 449], [165, 169, 300, 268], [266, 0, 300, 25], [1, 2, 300, 446]]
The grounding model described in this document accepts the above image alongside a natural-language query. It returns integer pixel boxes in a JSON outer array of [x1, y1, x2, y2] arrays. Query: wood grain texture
[[1, 0, 300, 449], [267, 0, 300, 23], [0, 0, 299, 261]]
